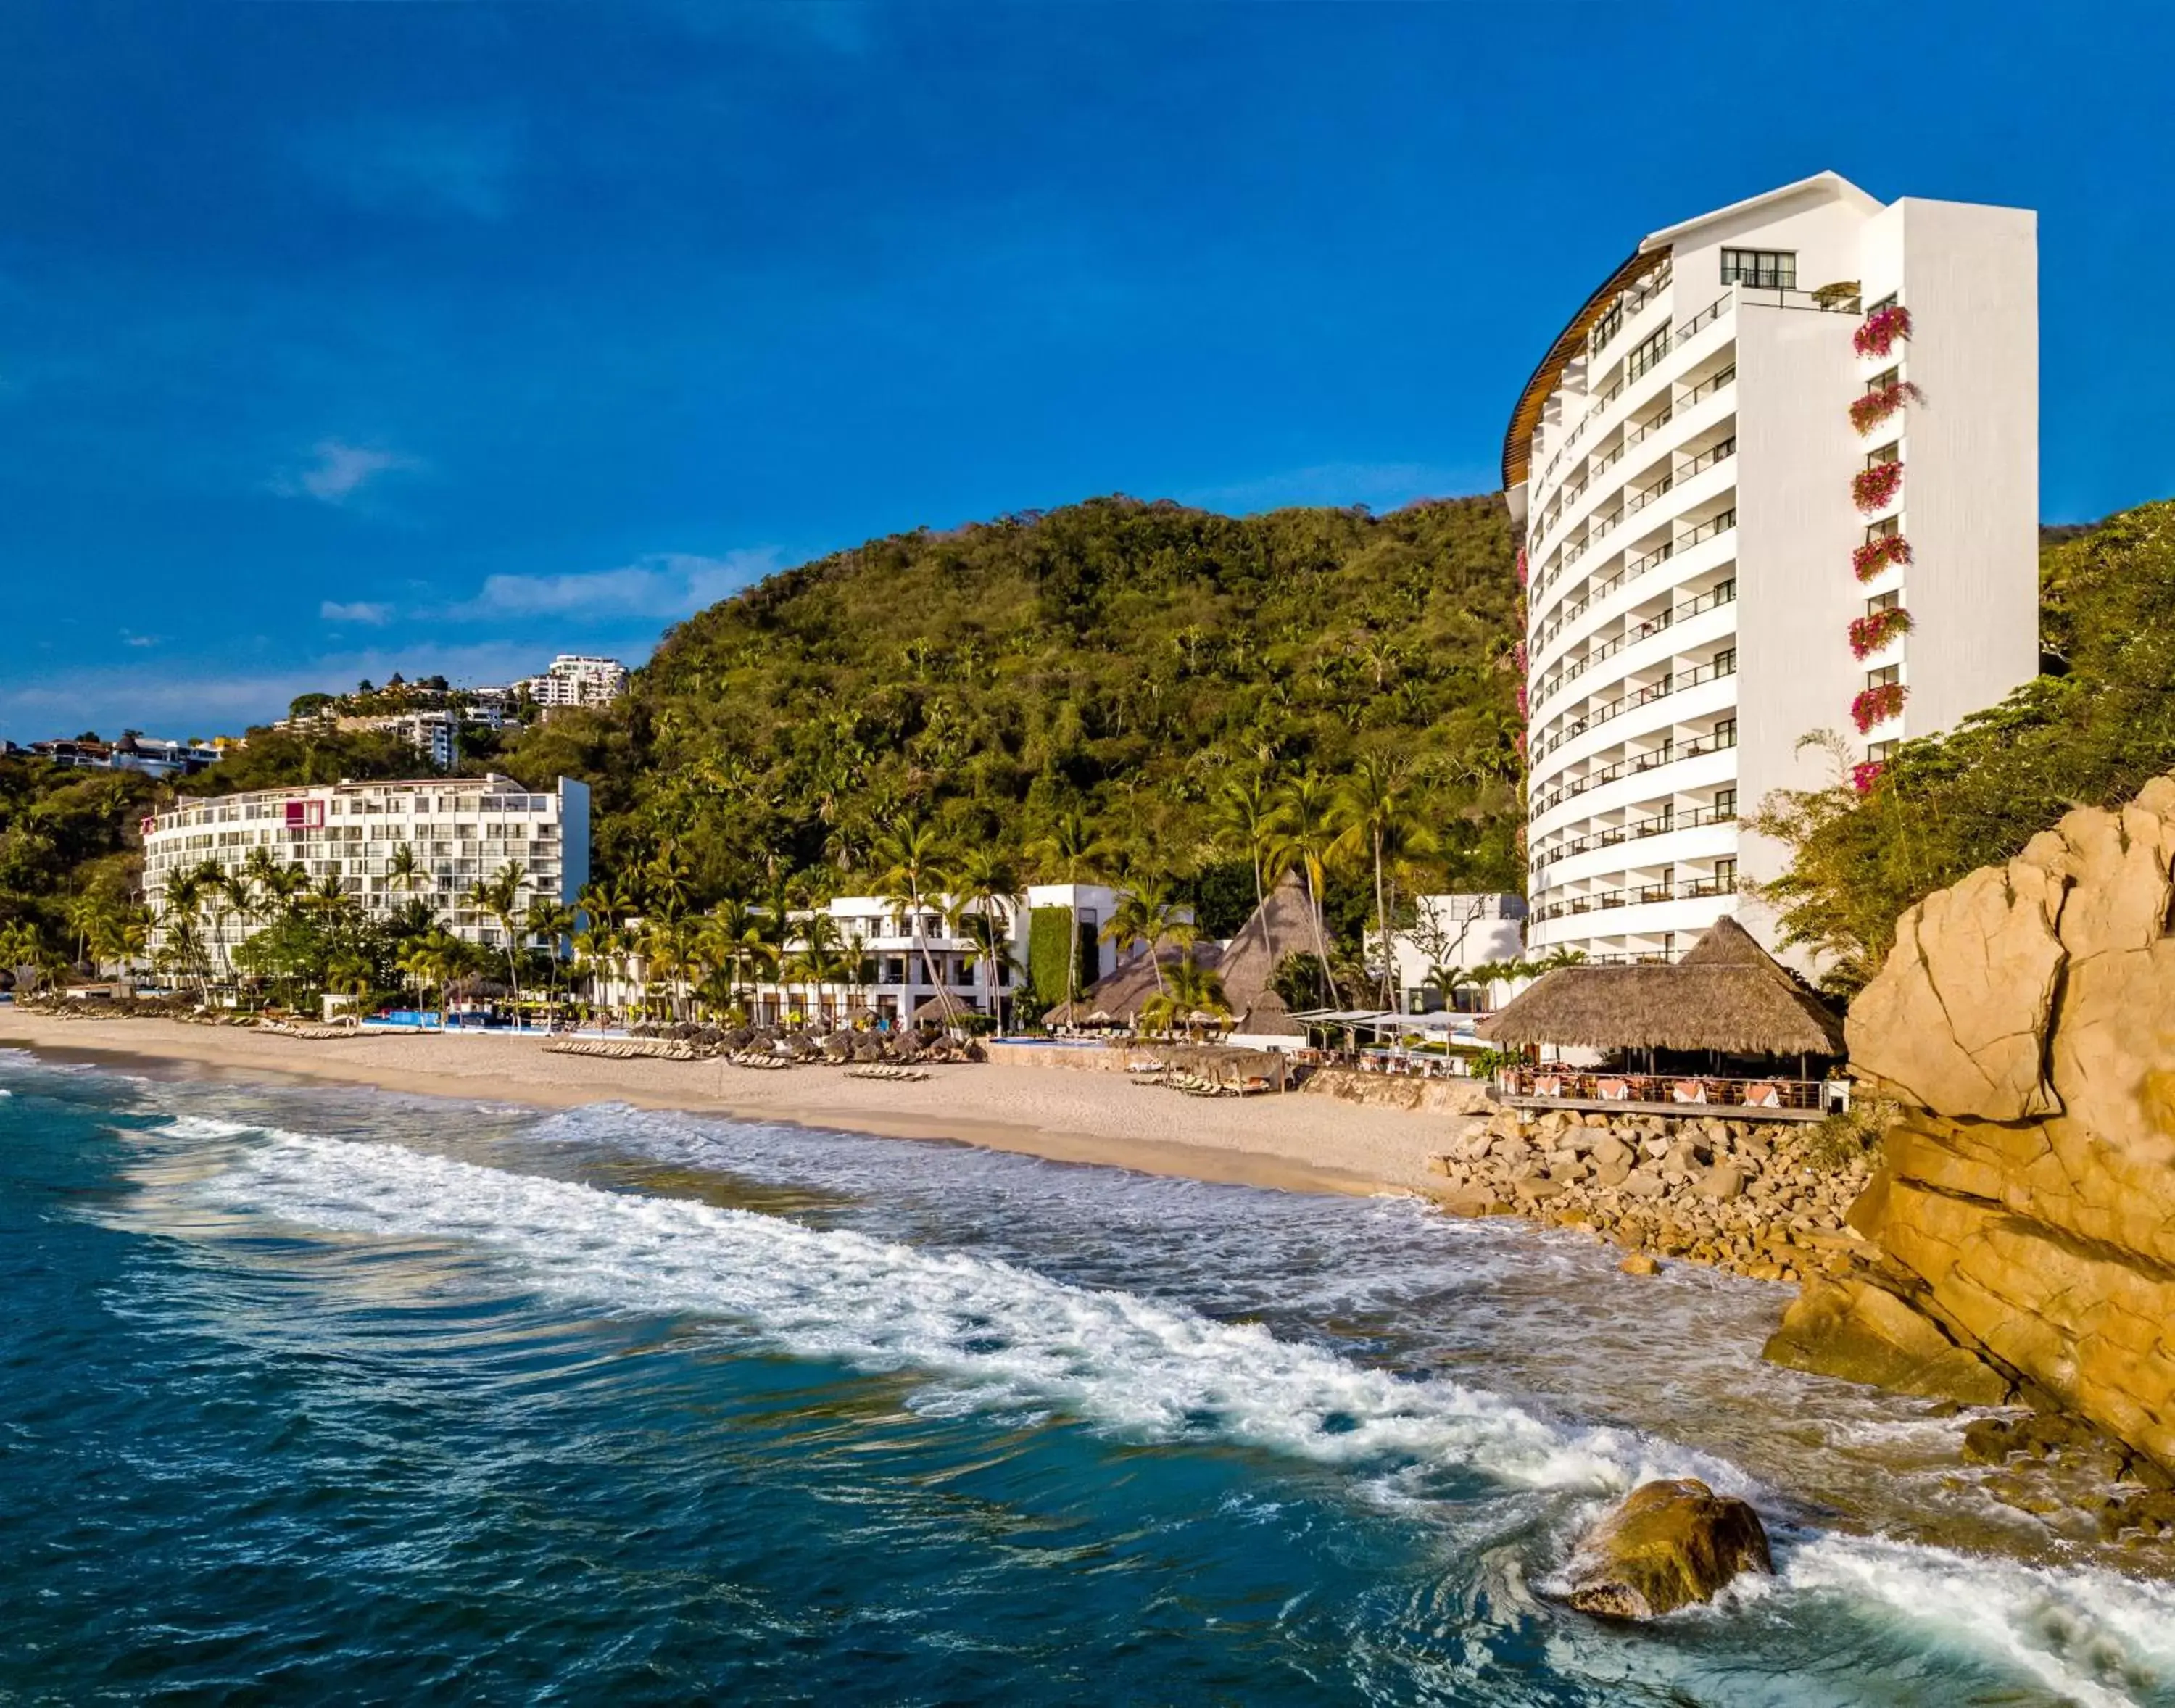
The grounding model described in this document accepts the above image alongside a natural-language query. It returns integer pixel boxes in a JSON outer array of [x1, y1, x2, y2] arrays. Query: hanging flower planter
[[1516, 545, 1529, 589], [1853, 304, 1913, 359], [1852, 460, 1904, 513], [1851, 681, 1907, 734], [1849, 380, 1923, 435], [1516, 682, 1529, 721], [1851, 760, 1886, 794], [1849, 606, 1915, 659], [1852, 534, 1913, 580]]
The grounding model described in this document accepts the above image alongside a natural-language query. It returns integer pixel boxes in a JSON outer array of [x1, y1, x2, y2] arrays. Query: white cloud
[[1178, 460, 1493, 515], [444, 549, 783, 621], [321, 600, 393, 625], [273, 439, 422, 507], [120, 631, 160, 648]]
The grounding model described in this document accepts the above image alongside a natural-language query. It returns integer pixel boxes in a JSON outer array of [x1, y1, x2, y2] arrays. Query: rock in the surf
[[1563, 1478, 1773, 1619]]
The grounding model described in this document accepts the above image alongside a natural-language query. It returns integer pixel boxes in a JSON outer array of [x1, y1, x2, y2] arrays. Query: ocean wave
[[214, 1129, 2175, 1704]]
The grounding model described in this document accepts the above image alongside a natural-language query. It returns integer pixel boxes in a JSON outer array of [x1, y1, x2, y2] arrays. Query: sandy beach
[[0, 1014, 1473, 1195]]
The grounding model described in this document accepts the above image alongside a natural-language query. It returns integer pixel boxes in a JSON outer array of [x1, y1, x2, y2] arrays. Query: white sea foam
[[224, 1127, 1695, 1493], [157, 1115, 263, 1140], [218, 1129, 2175, 1704]]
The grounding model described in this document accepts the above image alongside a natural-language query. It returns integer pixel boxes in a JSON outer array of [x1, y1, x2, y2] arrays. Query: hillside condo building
[[143, 776, 591, 974], [1505, 171, 2037, 965]]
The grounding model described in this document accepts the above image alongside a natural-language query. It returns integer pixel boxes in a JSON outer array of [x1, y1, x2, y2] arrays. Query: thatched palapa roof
[[1044, 874, 1320, 1035], [1478, 916, 1844, 1056]]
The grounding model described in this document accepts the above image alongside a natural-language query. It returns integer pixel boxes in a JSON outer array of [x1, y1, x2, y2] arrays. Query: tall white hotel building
[[1507, 172, 2038, 965]]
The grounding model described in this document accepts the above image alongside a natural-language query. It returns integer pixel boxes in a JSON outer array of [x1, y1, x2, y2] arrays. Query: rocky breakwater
[[1766, 775, 2175, 1485], [1429, 1106, 1871, 1283]]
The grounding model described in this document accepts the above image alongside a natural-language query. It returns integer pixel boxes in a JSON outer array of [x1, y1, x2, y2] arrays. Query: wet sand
[[0, 1014, 1472, 1196]]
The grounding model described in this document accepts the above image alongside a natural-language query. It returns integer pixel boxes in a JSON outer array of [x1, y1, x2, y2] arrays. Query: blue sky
[[4, 1, 2170, 742]]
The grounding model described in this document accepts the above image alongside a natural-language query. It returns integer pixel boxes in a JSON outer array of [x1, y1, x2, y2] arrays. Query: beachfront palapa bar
[[1479, 917, 1847, 1120]]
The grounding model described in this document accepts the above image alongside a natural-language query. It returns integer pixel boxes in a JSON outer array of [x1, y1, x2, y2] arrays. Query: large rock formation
[[1562, 1479, 1773, 1618], [1767, 776, 2175, 1471]]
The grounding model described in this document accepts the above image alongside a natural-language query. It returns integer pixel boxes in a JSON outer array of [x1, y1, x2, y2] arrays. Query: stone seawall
[[1428, 1106, 1871, 1283]]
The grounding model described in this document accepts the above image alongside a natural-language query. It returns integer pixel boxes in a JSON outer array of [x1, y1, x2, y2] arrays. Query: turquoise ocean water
[[2, 1046, 2172, 1705]]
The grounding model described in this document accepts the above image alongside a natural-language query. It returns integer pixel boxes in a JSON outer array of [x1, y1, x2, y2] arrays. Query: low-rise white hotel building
[[143, 774, 591, 971], [1507, 172, 2037, 963], [594, 884, 1124, 1028]]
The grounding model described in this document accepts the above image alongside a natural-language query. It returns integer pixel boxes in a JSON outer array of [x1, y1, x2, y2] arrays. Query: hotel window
[[1720, 248, 1797, 289], [1588, 300, 1623, 357], [1626, 326, 1670, 381], [1713, 856, 1738, 887], [1866, 665, 1902, 690], [1865, 515, 1901, 543], [1867, 441, 1901, 470], [1713, 718, 1737, 747], [1714, 787, 1737, 818], [1868, 366, 1900, 394], [1712, 647, 1737, 675], [1866, 589, 1901, 617], [1868, 739, 1897, 763]]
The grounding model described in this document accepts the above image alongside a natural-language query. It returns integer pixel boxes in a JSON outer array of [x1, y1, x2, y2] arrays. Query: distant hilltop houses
[[4, 654, 632, 778], [1, 733, 232, 779], [274, 653, 631, 766]]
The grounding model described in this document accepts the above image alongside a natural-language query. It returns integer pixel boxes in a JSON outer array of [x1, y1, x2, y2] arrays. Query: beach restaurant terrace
[[1287, 1007, 1491, 1076], [1478, 918, 1847, 1120]]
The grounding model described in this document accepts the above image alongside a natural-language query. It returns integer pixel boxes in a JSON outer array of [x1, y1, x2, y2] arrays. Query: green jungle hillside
[[602, 494, 1526, 933]]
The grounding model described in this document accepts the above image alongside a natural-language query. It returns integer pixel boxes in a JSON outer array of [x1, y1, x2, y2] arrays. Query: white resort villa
[[142, 775, 592, 974], [589, 884, 1124, 1030], [1508, 170, 2039, 966]]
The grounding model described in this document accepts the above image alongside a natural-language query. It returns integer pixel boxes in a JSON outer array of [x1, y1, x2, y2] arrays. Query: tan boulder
[[1789, 773, 2175, 1472], [1763, 1277, 2010, 1406], [1847, 863, 2066, 1120], [1562, 1479, 1773, 1619]]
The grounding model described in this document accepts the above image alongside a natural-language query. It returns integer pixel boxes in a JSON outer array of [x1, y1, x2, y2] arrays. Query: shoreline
[[0, 1015, 1464, 1198]]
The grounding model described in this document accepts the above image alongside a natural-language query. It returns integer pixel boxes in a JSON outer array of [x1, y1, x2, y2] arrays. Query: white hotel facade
[[1507, 172, 2037, 964], [143, 775, 590, 971]]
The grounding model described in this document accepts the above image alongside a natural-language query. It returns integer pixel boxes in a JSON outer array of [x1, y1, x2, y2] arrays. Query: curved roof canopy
[[1500, 172, 1879, 492], [1499, 246, 1669, 492]]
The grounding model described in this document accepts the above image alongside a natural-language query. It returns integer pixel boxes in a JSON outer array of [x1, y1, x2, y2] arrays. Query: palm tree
[[1026, 808, 1106, 1024], [695, 900, 772, 1017], [1101, 878, 1194, 1000], [571, 922, 624, 1024], [872, 813, 955, 1025], [784, 911, 850, 1029], [1331, 751, 1438, 1007], [1271, 769, 1343, 1009], [254, 858, 310, 922], [467, 861, 528, 1013], [397, 937, 452, 1029], [643, 845, 694, 919], [1212, 773, 1283, 961], [947, 846, 1018, 1029], [525, 897, 577, 1020], [1140, 952, 1232, 1039]]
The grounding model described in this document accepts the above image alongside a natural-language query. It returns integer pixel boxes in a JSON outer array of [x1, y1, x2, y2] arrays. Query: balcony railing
[[1533, 801, 1739, 871], [1530, 579, 1736, 712], [1529, 726, 1737, 818], [1533, 652, 1739, 763], [1530, 873, 1739, 924], [1675, 293, 1731, 341], [1683, 364, 1736, 407]]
